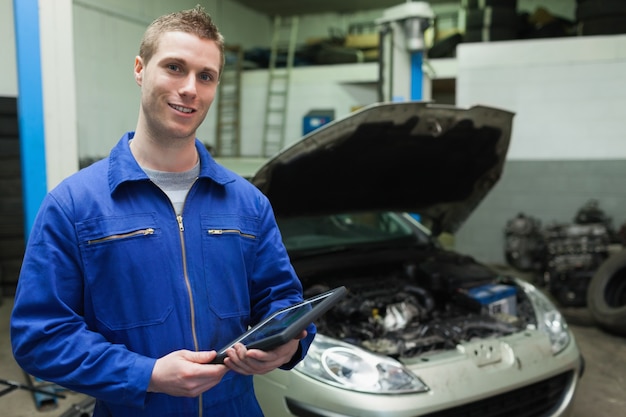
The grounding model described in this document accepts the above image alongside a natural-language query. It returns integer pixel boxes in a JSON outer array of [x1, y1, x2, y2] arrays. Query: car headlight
[[517, 279, 571, 354], [296, 334, 429, 394]]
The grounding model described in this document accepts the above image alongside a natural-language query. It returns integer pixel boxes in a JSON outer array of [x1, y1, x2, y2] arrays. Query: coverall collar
[[108, 132, 236, 194]]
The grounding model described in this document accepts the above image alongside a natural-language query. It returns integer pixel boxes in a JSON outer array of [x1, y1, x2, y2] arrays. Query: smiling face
[[134, 31, 221, 145]]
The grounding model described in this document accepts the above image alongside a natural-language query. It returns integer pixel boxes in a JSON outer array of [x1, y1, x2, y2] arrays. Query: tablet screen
[[211, 286, 346, 363], [236, 295, 317, 346]]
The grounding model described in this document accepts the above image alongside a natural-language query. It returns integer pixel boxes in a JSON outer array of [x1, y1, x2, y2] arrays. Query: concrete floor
[[1, 295, 624, 417]]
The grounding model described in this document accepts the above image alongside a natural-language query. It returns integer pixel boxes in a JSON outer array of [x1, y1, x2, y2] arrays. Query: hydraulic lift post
[[377, 1, 434, 102]]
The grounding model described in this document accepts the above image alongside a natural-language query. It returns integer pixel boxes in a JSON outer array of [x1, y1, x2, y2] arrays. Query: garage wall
[[456, 36, 626, 161], [454, 36, 626, 264], [456, 160, 626, 265], [73, 0, 272, 158]]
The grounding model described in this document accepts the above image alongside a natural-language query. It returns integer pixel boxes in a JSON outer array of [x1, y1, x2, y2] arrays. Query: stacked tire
[[463, 0, 519, 43], [587, 250, 626, 336], [576, 0, 626, 36], [0, 97, 24, 297]]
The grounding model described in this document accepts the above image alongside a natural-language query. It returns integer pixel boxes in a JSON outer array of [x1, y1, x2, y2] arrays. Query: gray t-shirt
[[142, 162, 200, 215]]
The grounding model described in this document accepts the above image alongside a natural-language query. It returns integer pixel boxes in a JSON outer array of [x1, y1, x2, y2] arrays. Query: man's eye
[[167, 64, 180, 72], [200, 73, 212, 81]]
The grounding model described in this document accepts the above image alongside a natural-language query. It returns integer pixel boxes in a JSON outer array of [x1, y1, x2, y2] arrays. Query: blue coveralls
[[11, 132, 315, 416]]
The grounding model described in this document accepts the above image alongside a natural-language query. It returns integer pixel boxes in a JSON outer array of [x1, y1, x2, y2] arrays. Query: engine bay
[[301, 255, 537, 360]]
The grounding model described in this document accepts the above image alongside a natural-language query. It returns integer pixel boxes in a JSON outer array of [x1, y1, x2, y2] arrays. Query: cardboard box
[[344, 33, 379, 49]]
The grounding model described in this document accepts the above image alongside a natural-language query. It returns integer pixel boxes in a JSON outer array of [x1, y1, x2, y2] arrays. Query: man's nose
[[179, 74, 197, 98]]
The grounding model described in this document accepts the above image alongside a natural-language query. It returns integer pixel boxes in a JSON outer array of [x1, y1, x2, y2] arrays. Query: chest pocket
[[201, 214, 260, 318], [77, 213, 175, 331]]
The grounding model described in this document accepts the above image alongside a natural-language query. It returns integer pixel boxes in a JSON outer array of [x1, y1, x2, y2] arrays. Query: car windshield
[[276, 212, 428, 251]]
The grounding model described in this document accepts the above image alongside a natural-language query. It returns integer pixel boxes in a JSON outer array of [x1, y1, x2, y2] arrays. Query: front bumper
[[254, 328, 583, 417]]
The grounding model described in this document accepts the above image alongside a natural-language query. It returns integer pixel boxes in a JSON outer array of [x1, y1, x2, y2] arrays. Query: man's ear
[[134, 56, 144, 86]]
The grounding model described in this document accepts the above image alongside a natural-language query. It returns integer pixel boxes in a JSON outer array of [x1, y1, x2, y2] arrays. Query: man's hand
[[223, 330, 307, 375], [148, 350, 229, 397]]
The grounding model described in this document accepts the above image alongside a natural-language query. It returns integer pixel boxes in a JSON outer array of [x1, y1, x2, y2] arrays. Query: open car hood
[[251, 102, 514, 236]]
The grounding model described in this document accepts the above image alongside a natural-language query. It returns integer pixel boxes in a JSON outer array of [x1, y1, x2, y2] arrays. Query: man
[[11, 6, 315, 416]]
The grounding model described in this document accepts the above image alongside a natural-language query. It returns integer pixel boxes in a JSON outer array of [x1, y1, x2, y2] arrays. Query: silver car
[[244, 102, 583, 417]]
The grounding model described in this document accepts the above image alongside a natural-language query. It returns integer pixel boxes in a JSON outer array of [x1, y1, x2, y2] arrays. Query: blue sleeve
[[247, 193, 316, 368], [10, 193, 155, 408], [280, 329, 316, 370]]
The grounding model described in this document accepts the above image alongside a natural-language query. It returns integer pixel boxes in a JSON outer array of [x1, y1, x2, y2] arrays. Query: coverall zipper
[[176, 202, 203, 417], [86, 228, 154, 244], [208, 229, 256, 239]]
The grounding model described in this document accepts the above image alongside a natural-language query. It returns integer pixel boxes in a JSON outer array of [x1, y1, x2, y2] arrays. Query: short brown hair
[[139, 5, 225, 75]]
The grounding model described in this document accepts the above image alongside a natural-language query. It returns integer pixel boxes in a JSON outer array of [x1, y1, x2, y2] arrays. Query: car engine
[[302, 258, 537, 360], [543, 221, 610, 306], [504, 213, 546, 272], [503, 200, 615, 307]]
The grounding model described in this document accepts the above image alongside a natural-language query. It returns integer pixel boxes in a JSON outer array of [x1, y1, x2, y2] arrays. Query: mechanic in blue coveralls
[[10, 6, 315, 416]]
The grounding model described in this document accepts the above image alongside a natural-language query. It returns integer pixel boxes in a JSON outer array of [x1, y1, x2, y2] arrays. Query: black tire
[[428, 33, 463, 58], [464, 28, 518, 42], [576, 0, 626, 21], [579, 17, 626, 36], [462, 0, 518, 10], [587, 250, 626, 336], [466, 7, 519, 30]]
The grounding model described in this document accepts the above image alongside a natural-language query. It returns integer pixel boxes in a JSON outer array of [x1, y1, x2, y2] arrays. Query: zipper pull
[[208, 229, 223, 235], [177, 215, 185, 232]]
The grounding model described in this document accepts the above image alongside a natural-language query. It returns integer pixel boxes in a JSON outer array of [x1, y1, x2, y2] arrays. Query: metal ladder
[[215, 45, 243, 157], [261, 15, 299, 157]]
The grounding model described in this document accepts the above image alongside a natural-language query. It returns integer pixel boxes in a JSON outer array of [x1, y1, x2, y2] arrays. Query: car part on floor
[[503, 200, 615, 307], [504, 213, 545, 272], [0, 376, 66, 411], [543, 221, 610, 307]]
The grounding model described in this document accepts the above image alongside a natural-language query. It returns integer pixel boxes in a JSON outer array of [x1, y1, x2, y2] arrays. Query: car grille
[[421, 371, 573, 417]]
